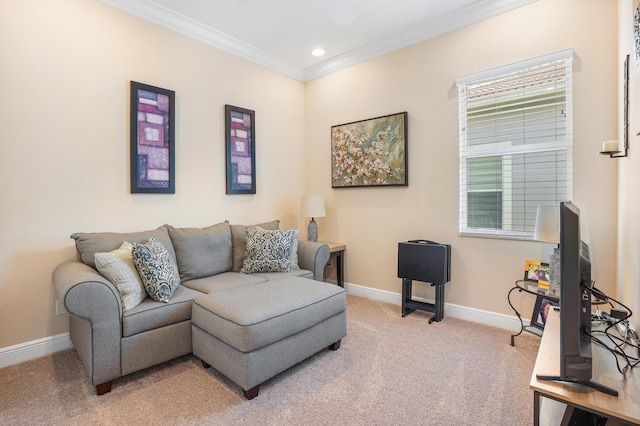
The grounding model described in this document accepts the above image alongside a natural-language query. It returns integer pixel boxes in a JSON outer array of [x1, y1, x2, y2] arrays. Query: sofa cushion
[[192, 277, 346, 352], [240, 227, 299, 274], [94, 241, 147, 311], [167, 222, 232, 282], [230, 220, 280, 272], [122, 285, 204, 337], [250, 269, 313, 281], [71, 226, 176, 269], [181, 271, 266, 294], [132, 238, 181, 303]]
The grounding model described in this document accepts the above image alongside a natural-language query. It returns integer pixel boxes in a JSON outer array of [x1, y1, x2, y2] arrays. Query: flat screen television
[[536, 201, 618, 396]]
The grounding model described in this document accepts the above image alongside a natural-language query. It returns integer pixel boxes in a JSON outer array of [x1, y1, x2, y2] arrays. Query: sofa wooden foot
[[329, 339, 341, 350], [244, 385, 260, 400], [201, 360, 211, 369], [96, 381, 113, 395]]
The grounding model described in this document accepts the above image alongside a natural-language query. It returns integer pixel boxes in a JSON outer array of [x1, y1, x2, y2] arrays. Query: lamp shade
[[301, 195, 326, 218], [534, 205, 560, 244]]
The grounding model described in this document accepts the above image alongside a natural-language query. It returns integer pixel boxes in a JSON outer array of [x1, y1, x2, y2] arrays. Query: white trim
[[455, 48, 574, 86], [0, 333, 73, 369], [0, 284, 528, 368], [98, 0, 538, 82], [305, 0, 539, 82], [98, 0, 304, 81], [345, 282, 526, 331]]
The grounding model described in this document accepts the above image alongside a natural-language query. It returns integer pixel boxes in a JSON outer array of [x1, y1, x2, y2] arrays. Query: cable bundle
[[589, 285, 640, 374]]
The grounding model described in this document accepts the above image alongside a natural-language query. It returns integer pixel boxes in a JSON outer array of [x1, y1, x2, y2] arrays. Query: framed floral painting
[[331, 112, 408, 188]]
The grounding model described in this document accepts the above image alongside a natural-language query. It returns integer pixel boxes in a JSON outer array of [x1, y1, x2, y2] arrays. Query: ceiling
[[98, 0, 536, 82]]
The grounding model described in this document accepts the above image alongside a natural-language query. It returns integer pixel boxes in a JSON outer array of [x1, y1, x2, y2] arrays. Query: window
[[456, 49, 573, 239]]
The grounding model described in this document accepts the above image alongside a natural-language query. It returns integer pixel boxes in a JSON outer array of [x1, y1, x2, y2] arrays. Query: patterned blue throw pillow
[[132, 238, 180, 303], [240, 227, 299, 273]]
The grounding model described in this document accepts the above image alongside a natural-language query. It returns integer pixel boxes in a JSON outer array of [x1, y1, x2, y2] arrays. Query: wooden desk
[[322, 242, 345, 287], [530, 309, 640, 425]]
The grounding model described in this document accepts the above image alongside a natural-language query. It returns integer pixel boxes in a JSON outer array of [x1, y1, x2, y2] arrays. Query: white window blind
[[456, 49, 573, 239]]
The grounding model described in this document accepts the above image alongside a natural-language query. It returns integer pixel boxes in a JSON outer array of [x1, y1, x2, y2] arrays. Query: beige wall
[[0, 0, 621, 352], [0, 0, 305, 348], [618, 0, 640, 329], [305, 0, 618, 316]]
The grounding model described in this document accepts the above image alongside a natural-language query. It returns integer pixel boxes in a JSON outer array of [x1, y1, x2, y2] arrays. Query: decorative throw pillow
[[240, 227, 300, 274], [230, 220, 280, 272], [94, 241, 147, 311], [132, 238, 180, 303]]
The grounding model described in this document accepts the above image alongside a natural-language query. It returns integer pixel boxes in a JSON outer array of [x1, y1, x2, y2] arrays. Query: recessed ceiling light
[[311, 48, 325, 57]]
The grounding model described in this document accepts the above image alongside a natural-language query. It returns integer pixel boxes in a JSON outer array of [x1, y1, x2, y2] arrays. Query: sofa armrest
[[52, 260, 123, 385], [297, 241, 330, 281]]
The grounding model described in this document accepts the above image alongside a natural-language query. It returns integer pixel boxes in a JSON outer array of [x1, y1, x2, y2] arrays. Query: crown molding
[[98, 0, 537, 83], [304, 0, 538, 81], [98, 0, 304, 80]]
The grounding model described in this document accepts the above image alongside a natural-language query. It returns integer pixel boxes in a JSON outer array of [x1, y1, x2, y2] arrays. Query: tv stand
[[530, 310, 639, 425], [535, 375, 618, 397]]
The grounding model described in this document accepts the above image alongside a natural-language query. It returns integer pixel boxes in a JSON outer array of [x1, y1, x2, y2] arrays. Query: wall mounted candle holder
[[600, 55, 630, 158]]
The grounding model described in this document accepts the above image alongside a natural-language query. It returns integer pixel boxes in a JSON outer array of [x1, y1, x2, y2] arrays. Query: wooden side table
[[322, 242, 346, 287], [531, 309, 640, 425]]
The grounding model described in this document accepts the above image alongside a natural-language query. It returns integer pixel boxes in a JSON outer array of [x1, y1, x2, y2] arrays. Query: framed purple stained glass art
[[130, 81, 175, 194], [225, 104, 256, 194]]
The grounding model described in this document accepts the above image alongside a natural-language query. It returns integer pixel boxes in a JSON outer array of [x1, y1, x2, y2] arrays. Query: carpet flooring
[[0, 295, 540, 425]]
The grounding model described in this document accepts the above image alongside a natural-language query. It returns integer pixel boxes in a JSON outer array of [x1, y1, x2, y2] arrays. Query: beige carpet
[[0, 295, 539, 425]]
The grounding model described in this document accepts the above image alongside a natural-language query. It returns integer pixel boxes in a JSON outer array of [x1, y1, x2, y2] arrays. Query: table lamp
[[301, 195, 326, 242], [534, 205, 560, 295]]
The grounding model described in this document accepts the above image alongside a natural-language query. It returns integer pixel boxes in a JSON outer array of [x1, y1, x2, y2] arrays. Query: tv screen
[[536, 201, 617, 396]]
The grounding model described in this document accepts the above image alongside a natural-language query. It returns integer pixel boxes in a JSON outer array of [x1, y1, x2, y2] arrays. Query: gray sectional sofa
[[53, 220, 347, 399]]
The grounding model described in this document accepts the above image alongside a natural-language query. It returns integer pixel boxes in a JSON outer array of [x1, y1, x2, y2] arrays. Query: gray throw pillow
[[240, 227, 300, 274], [132, 238, 180, 303]]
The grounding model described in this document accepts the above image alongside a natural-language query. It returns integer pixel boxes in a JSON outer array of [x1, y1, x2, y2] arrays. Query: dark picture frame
[[331, 112, 408, 188], [530, 296, 559, 330], [225, 104, 256, 194], [130, 81, 175, 194]]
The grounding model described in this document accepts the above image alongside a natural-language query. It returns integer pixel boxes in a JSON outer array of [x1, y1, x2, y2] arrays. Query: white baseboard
[[345, 282, 525, 331], [0, 283, 525, 369], [0, 333, 72, 369]]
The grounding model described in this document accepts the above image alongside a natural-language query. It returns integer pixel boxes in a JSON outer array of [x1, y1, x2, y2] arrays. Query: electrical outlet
[[56, 300, 68, 315]]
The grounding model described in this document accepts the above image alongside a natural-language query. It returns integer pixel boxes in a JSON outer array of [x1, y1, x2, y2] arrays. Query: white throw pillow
[[95, 241, 147, 311]]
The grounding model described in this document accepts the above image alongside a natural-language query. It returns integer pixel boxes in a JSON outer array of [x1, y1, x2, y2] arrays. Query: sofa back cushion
[[230, 220, 280, 272], [71, 226, 176, 269], [167, 221, 232, 281]]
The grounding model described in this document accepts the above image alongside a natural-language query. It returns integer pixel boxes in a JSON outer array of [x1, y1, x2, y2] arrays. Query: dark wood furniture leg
[[96, 381, 113, 395], [202, 360, 211, 368], [244, 385, 260, 400], [335, 251, 344, 287], [329, 339, 341, 350]]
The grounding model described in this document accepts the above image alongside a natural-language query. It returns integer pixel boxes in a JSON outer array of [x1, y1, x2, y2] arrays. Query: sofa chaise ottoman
[[53, 220, 345, 397], [192, 276, 346, 399]]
